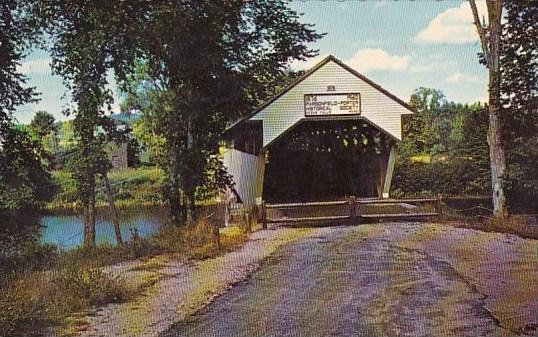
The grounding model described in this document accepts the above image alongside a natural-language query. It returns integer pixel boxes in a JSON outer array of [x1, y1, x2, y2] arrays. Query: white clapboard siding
[[222, 149, 265, 206], [250, 58, 412, 147]]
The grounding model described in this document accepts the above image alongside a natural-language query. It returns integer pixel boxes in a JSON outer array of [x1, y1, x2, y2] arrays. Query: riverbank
[[0, 220, 248, 337], [46, 167, 165, 212], [45, 226, 323, 337]]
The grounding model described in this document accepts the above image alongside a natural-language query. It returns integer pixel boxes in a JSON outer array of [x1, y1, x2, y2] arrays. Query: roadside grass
[[445, 215, 538, 240], [0, 219, 251, 337], [0, 263, 129, 337]]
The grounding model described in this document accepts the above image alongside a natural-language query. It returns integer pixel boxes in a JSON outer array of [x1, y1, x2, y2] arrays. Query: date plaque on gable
[[304, 93, 360, 116]]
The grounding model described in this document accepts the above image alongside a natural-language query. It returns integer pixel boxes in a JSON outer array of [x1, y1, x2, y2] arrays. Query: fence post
[[244, 207, 252, 233], [348, 196, 357, 222], [261, 201, 267, 229], [436, 194, 443, 216], [213, 223, 220, 250]]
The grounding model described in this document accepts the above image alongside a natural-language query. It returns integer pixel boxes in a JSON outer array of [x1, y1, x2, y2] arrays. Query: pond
[[40, 208, 168, 250]]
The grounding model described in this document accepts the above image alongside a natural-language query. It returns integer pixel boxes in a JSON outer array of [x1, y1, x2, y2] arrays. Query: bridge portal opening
[[263, 119, 395, 203]]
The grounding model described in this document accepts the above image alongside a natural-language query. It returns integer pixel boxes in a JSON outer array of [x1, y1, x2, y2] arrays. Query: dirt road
[[161, 223, 538, 337]]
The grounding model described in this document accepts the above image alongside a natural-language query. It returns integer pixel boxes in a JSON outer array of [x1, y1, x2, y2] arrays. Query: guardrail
[[259, 196, 445, 226]]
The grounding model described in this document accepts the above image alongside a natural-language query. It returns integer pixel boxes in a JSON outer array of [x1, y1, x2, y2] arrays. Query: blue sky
[[14, 0, 489, 124]]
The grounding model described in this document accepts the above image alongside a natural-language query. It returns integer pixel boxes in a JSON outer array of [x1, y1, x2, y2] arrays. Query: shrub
[[0, 241, 58, 275], [52, 263, 128, 311], [0, 273, 49, 337], [392, 157, 490, 197], [0, 263, 129, 337], [150, 219, 218, 254]]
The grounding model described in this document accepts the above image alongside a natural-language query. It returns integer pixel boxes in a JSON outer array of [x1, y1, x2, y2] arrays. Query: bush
[[150, 219, 218, 254], [0, 273, 49, 337], [61, 240, 161, 268], [0, 241, 58, 275], [392, 157, 490, 197], [0, 217, 247, 336], [0, 263, 129, 337], [52, 263, 128, 310]]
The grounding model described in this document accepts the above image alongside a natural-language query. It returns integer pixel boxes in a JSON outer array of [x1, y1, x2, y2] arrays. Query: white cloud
[[446, 72, 482, 83], [288, 54, 329, 71], [290, 49, 410, 74], [414, 1, 488, 44], [345, 48, 409, 73], [18, 58, 52, 75]]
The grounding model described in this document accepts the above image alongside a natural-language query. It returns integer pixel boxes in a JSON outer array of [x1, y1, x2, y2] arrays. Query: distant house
[[108, 111, 142, 170], [108, 141, 129, 170]]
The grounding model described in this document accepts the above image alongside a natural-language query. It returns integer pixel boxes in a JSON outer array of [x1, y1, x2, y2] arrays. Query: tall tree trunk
[[470, 0, 508, 218], [83, 184, 96, 247], [102, 172, 123, 244], [185, 190, 196, 225], [488, 63, 508, 218], [168, 153, 183, 226], [184, 107, 195, 225]]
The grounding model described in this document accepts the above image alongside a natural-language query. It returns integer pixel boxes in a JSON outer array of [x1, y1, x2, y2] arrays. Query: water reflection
[[40, 208, 168, 249]]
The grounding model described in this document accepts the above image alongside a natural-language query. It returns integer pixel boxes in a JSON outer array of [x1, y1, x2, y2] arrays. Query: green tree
[[402, 87, 448, 157], [57, 120, 76, 150], [39, 0, 148, 246], [29, 110, 56, 138], [0, 127, 54, 252], [0, 0, 53, 252], [126, 1, 323, 224], [395, 89, 491, 197], [501, 0, 538, 212], [29, 110, 58, 155], [452, 103, 491, 192]]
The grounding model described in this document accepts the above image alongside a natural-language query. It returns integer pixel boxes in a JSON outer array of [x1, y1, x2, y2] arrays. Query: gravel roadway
[[160, 223, 538, 337]]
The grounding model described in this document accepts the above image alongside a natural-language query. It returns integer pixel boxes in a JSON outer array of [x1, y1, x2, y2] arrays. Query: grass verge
[[445, 215, 538, 240], [0, 219, 250, 337]]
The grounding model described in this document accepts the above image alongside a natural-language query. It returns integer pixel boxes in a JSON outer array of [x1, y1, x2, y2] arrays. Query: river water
[[40, 208, 168, 250]]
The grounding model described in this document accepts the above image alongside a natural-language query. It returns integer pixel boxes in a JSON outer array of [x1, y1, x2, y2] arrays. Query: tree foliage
[[0, 0, 37, 123], [402, 88, 448, 156], [120, 0, 323, 224], [38, 0, 149, 245], [0, 127, 54, 252], [0, 0, 53, 252], [29, 110, 58, 157], [501, 0, 538, 212], [394, 88, 490, 197], [29, 110, 55, 138]]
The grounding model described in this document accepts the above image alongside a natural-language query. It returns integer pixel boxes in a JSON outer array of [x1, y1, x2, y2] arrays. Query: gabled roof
[[225, 55, 415, 134]]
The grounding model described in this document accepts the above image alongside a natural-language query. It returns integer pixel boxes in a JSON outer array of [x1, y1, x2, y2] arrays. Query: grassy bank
[[446, 215, 538, 241], [0, 220, 248, 337], [47, 166, 165, 211]]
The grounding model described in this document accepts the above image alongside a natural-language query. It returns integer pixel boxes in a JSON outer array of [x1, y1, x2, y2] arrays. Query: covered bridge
[[223, 55, 414, 206]]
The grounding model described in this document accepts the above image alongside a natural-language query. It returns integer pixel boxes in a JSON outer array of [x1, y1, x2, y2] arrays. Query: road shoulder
[[55, 226, 326, 337]]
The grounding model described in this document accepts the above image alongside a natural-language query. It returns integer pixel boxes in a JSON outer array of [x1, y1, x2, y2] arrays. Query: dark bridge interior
[[263, 119, 394, 203]]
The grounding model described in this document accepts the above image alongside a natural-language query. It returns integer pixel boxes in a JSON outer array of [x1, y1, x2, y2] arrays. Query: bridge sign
[[304, 93, 360, 116]]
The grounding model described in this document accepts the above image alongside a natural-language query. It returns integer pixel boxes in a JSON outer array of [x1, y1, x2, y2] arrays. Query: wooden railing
[[259, 197, 444, 227]]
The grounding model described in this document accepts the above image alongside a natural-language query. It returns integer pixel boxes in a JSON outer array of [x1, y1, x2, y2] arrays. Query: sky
[[14, 0, 489, 124]]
